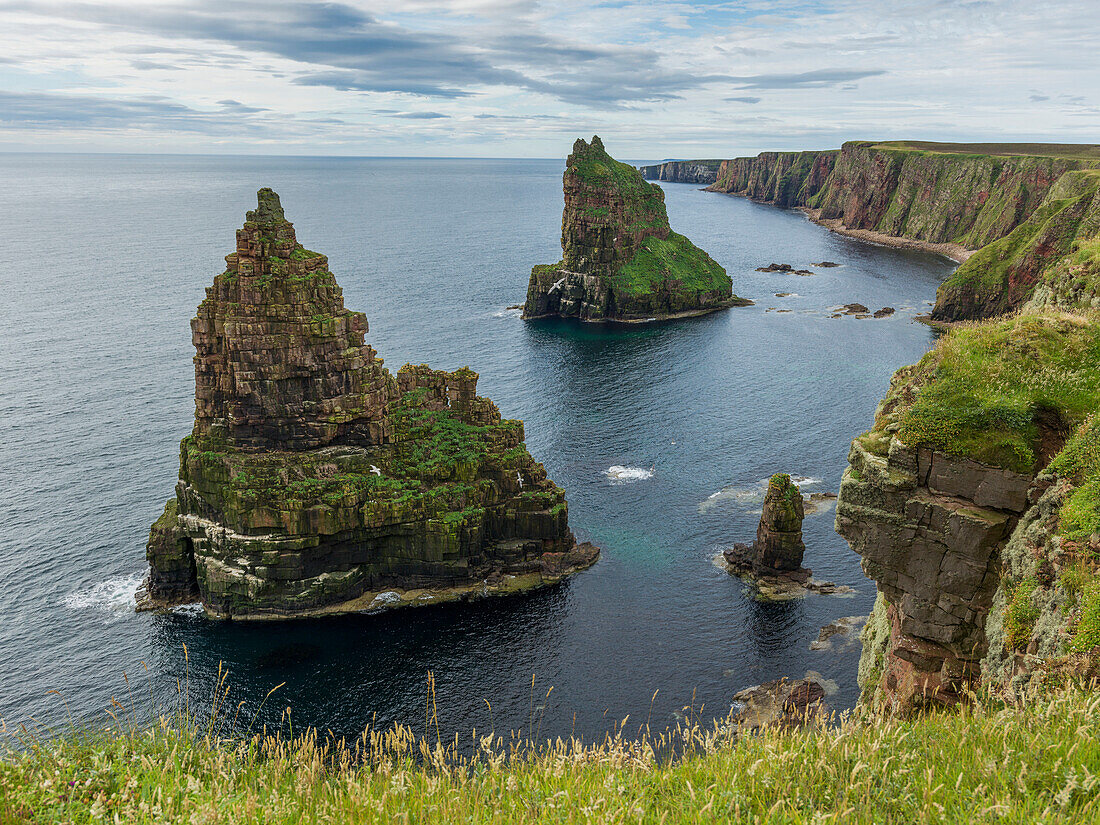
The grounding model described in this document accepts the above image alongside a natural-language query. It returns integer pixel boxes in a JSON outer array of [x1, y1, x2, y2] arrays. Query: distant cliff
[[642, 141, 1100, 320], [525, 137, 747, 322], [637, 160, 723, 184]]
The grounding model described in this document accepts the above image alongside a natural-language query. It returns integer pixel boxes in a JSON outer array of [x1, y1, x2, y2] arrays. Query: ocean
[[0, 154, 955, 741]]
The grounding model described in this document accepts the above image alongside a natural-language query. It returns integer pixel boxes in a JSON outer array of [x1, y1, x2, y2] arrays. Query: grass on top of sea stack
[[3, 684, 1100, 823]]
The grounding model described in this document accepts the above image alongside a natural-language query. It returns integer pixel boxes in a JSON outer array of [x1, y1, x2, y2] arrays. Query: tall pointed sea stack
[[523, 136, 747, 322], [141, 189, 597, 619]]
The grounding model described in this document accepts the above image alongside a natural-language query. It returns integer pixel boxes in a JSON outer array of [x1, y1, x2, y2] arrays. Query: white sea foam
[[170, 603, 206, 618], [491, 306, 523, 319], [604, 465, 654, 484], [64, 573, 145, 623], [698, 475, 821, 513]]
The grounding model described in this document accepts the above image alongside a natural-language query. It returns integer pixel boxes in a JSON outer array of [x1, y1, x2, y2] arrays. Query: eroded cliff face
[[837, 314, 1100, 709], [837, 437, 1032, 711], [933, 169, 1100, 321], [647, 141, 1100, 322], [708, 150, 836, 207], [637, 160, 722, 185], [524, 137, 743, 321], [141, 189, 597, 619]]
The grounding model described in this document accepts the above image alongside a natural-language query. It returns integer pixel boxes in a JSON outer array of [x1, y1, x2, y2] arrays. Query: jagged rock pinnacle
[[246, 187, 286, 225]]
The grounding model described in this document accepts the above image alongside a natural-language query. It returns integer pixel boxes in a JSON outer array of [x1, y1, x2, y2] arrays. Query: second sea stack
[[140, 189, 598, 619], [523, 136, 748, 322]]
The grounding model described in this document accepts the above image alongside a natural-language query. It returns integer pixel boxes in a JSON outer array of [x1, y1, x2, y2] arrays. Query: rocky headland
[[836, 312, 1100, 711], [642, 141, 1100, 322], [645, 141, 1100, 710], [524, 136, 749, 322], [140, 189, 597, 619]]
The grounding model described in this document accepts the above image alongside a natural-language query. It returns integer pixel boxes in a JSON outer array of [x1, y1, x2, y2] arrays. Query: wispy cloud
[[727, 69, 887, 90], [0, 0, 1094, 155]]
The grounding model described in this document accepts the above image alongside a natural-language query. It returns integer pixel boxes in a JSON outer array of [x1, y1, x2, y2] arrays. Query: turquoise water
[[0, 154, 954, 741]]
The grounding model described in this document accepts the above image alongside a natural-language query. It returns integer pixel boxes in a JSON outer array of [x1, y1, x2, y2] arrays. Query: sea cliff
[[524, 137, 747, 321], [140, 189, 597, 619], [643, 141, 1100, 320], [835, 312, 1100, 709]]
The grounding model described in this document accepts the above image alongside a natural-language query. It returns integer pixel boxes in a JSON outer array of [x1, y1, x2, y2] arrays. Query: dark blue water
[[0, 155, 954, 742]]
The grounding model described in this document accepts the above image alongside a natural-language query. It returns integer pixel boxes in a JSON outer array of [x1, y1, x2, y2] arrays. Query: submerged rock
[[810, 615, 867, 651], [756, 263, 814, 275], [523, 136, 749, 322], [813, 261, 841, 268], [139, 189, 597, 619]]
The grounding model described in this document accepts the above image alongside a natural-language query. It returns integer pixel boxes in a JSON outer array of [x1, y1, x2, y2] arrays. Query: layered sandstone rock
[[648, 140, 1100, 321], [140, 189, 597, 619], [836, 313, 1100, 710], [836, 439, 1032, 711], [725, 473, 807, 577], [524, 136, 747, 321]]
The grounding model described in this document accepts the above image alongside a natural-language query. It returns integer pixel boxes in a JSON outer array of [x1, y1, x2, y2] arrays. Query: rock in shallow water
[[139, 189, 597, 619]]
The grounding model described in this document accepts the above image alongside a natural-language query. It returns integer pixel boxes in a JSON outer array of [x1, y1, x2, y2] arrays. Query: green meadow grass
[[3, 674, 1100, 824]]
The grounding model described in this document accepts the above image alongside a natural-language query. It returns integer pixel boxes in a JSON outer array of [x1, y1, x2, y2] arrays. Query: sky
[[0, 0, 1097, 158]]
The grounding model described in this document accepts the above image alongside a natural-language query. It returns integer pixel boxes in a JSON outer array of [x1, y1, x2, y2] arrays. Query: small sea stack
[[722, 474, 849, 600], [523, 136, 749, 322], [139, 188, 597, 619], [725, 473, 808, 578]]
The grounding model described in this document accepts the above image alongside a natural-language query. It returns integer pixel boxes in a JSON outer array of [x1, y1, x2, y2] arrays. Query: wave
[[698, 475, 821, 513], [491, 306, 523, 318], [63, 572, 144, 623], [604, 465, 655, 484]]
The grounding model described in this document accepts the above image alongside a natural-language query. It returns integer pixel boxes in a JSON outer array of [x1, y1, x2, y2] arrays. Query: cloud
[[8, 0, 724, 107], [1029, 93, 1050, 102], [217, 99, 269, 114], [392, 111, 447, 119], [0, 90, 283, 133], [725, 96, 762, 104], [727, 69, 887, 90]]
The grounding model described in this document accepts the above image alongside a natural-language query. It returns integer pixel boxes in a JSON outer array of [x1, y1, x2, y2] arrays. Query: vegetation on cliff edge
[[4, 685, 1100, 823], [874, 312, 1100, 474]]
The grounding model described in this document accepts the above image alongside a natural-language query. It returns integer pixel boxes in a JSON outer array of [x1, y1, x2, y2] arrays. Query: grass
[[1004, 578, 1041, 650], [4, 683, 1100, 823], [890, 312, 1100, 473], [612, 232, 730, 299], [1049, 416, 1100, 540], [870, 141, 1100, 161]]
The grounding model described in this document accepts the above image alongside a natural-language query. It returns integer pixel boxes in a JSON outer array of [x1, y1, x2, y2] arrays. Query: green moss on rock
[[523, 136, 744, 321]]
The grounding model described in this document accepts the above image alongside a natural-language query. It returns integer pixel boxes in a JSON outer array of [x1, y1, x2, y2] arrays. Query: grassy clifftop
[[4, 686, 1100, 823], [870, 141, 1100, 160]]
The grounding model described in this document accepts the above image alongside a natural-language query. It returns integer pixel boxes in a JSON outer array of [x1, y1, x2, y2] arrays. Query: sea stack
[[523, 136, 748, 322], [140, 189, 597, 619], [724, 473, 811, 585]]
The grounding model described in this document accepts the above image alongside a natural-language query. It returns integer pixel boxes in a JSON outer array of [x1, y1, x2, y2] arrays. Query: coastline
[[798, 207, 974, 263]]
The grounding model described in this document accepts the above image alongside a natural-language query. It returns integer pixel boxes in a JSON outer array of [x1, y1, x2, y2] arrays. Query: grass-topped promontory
[[866, 312, 1100, 474], [870, 141, 1100, 161], [612, 232, 729, 299], [3, 685, 1100, 823]]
